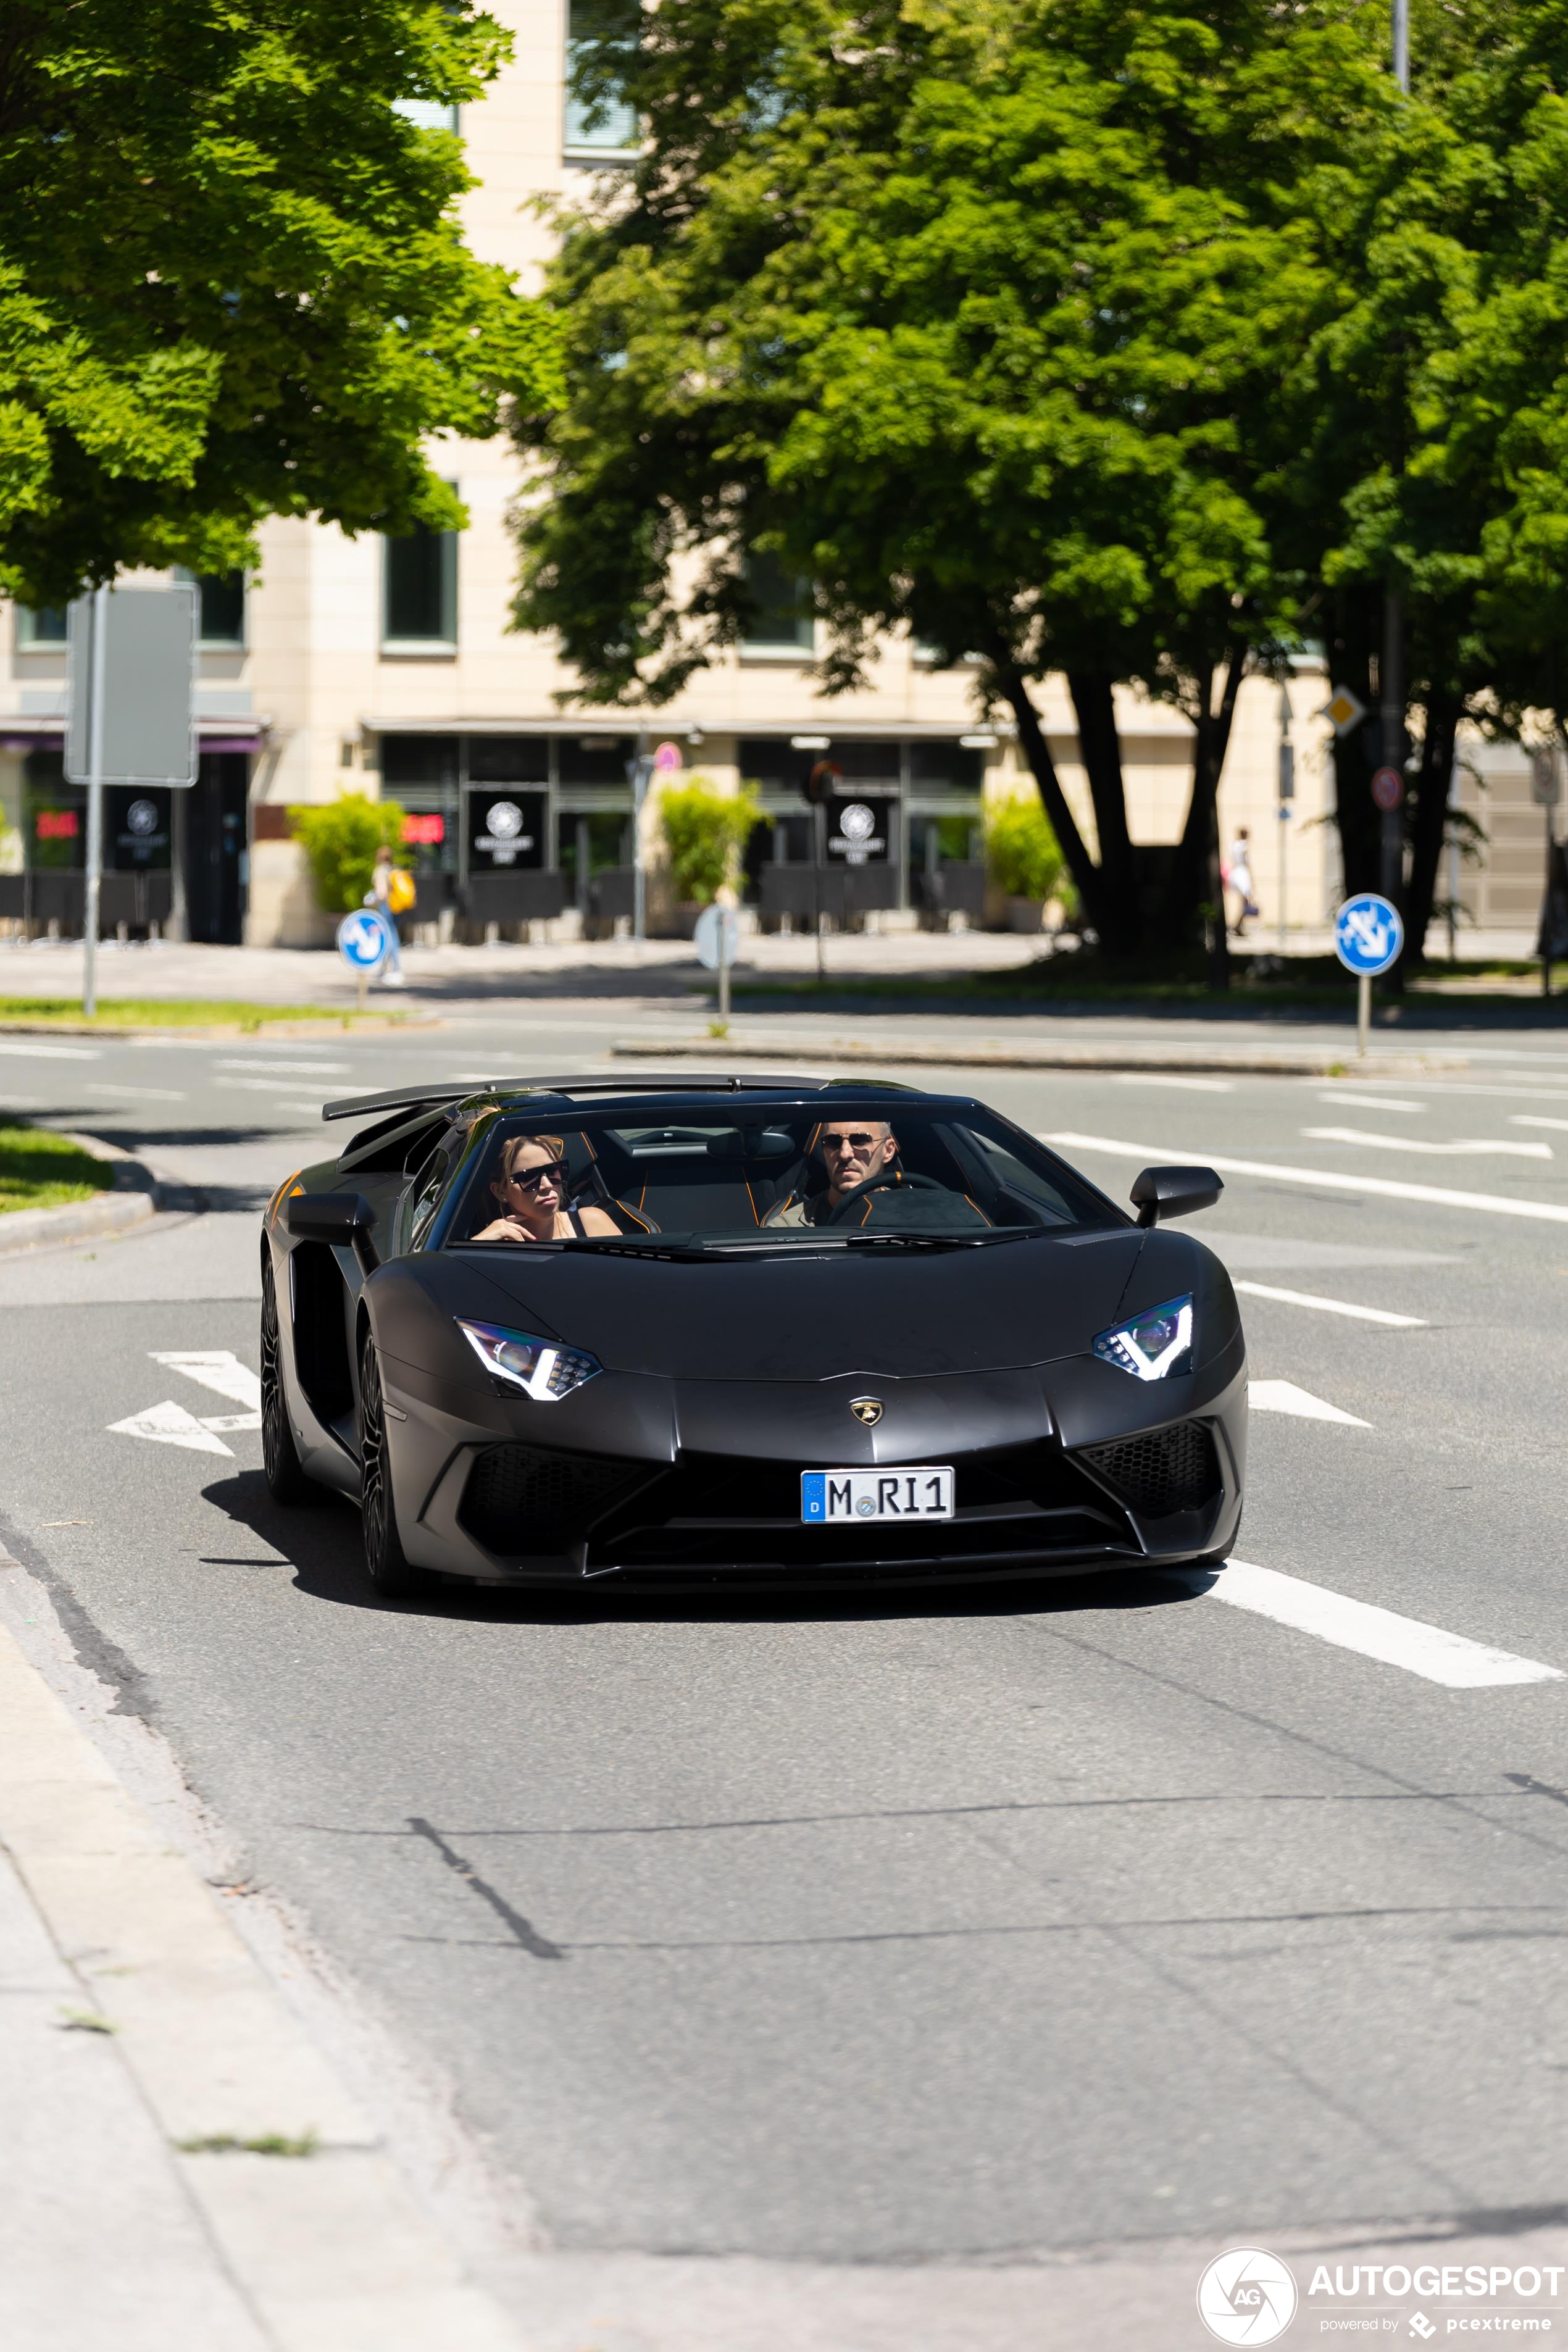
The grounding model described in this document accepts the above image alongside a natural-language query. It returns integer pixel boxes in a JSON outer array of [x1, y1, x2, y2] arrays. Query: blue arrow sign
[[336, 908, 391, 972], [1333, 893, 1404, 977]]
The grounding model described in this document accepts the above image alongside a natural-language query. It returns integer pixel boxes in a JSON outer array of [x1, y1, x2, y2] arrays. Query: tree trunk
[[996, 673, 1110, 943], [1399, 687, 1459, 980], [1156, 653, 1245, 985], [1065, 672, 1140, 956]]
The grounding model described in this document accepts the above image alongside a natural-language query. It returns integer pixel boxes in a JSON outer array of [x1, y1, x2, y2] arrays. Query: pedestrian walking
[[1225, 827, 1259, 936], [367, 843, 411, 986]]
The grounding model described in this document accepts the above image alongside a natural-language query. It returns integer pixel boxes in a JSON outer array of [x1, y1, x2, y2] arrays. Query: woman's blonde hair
[[498, 1132, 566, 1182]]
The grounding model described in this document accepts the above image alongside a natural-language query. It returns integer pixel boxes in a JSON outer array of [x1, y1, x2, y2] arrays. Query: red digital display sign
[[36, 809, 78, 840], [402, 813, 444, 845]]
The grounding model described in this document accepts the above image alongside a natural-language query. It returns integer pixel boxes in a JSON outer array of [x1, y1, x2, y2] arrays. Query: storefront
[[738, 735, 987, 923]]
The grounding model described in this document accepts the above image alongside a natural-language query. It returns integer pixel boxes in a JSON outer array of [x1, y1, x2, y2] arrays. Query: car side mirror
[[285, 1190, 378, 1267], [1130, 1166, 1223, 1228]]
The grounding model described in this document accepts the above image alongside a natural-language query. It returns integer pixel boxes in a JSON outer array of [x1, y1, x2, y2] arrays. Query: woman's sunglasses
[[502, 1158, 568, 1193]]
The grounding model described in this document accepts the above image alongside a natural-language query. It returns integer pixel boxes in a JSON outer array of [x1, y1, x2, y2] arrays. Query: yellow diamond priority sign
[[1323, 685, 1367, 735]]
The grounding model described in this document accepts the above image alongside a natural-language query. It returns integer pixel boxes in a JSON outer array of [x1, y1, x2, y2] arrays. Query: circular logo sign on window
[[1196, 2249, 1298, 2345], [126, 798, 160, 836], [840, 801, 876, 843], [486, 801, 523, 840]]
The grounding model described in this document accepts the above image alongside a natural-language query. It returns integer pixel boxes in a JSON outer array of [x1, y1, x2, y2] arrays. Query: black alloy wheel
[[358, 1332, 422, 1598], [261, 1255, 315, 1504]]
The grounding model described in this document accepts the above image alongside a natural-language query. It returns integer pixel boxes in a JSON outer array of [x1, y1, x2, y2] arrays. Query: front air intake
[[460, 1444, 656, 1554], [1078, 1422, 1220, 1518]]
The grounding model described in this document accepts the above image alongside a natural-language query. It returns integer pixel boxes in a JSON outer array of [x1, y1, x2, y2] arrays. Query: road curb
[[0, 1566, 521, 2352], [610, 1032, 1469, 1078], [0, 1128, 169, 1257], [0, 1015, 440, 1040]]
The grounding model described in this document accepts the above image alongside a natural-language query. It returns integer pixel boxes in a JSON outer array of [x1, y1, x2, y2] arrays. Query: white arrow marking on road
[[1249, 1379, 1370, 1425], [108, 1400, 234, 1456], [149, 1351, 262, 1409], [1233, 1281, 1427, 1328], [1044, 1132, 1568, 1226], [1195, 1560, 1564, 1688], [1303, 1127, 1552, 1159]]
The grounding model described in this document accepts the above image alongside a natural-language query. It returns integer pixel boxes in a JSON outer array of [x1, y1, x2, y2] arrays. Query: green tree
[[514, 0, 1390, 966], [290, 795, 405, 914], [0, 1, 559, 604], [659, 779, 761, 904]]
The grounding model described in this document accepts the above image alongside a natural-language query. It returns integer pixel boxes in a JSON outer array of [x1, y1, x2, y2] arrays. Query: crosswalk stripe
[[1191, 1559, 1564, 1688], [1044, 1131, 1568, 1226]]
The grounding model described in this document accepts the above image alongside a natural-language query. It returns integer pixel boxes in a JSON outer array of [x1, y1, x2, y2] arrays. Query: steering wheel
[[826, 1170, 946, 1226]]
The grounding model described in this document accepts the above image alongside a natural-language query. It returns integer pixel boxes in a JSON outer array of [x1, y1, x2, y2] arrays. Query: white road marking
[[92, 1083, 186, 1101], [1317, 1091, 1425, 1112], [1512, 1116, 1568, 1132], [1045, 1131, 1568, 1226], [109, 1399, 233, 1456], [1112, 1074, 1235, 1092], [148, 1351, 261, 1410], [1232, 1280, 1426, 1328], [1198, 1559, 1563, 1688], [0, 1041, 99, 1059], [1249, 1379, 1370, 1425], [1303, 1125, 1552, 1159], [222, 1076, 333, 1096], [215, 1059, 351, 1075], [199, 1411, 263, 1433]]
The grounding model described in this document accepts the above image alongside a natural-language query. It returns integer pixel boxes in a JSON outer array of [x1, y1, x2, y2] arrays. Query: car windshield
[[440, 1101, 1120, 1250]]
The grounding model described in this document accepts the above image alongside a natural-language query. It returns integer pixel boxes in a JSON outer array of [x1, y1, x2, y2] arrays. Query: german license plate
[[801, 1467, 954, 1524]]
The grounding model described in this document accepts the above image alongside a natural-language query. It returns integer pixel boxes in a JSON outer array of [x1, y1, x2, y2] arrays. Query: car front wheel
[[359, 1334, 422, 1598]]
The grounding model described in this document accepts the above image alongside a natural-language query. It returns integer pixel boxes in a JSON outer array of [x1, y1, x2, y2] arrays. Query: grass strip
[[0, 1124, 112, 1216], [0, 998, 402, 1031]]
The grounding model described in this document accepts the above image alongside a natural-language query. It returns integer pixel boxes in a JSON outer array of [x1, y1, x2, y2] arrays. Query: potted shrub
[[658, 779, 762, 928], [290, 793, 407, 914], [985, 797, 1066, 932]]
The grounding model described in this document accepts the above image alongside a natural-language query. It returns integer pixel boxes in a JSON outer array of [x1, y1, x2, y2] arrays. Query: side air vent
[[1078, 1422, 1220, 1518], [460, 1444, 656, 1554]]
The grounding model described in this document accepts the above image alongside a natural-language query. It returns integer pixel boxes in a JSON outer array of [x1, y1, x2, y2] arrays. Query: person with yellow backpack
[[367, 844, 415, 986]]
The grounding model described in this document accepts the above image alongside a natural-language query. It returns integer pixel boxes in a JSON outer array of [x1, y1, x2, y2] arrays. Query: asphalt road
[[6, 1003, 1568, 2338]]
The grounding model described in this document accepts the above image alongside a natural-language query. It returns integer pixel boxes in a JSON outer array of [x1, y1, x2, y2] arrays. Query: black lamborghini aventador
[[259, 1075, 1245, 1595]]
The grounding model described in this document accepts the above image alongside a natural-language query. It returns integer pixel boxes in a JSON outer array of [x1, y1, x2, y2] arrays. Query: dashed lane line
[[214, 1058, 352, 1075], [1233, 1281, 1426, 1328], [1513, 1116, 1568, 1133], [1111, 1074, 1235, 1093], [1316, 1091, 1425, 1112], [1045, 1131, 1568, 1226], [0, 1040, 99, 1059], [1303, 1125, 1552, 1159], [1194, 1560, 1564, 1689]]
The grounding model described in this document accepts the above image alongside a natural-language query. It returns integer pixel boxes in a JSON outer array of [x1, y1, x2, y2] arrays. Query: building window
[[17, 606, 67, 646], [198, 573, 246, 646], [383, 509, 458, 650], [394, 98, 461, 133], [565, 0, 640, 157], [742, 551, 813, 651]]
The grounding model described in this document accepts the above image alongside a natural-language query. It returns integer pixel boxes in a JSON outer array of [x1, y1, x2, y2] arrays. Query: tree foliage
[[0, 0, 559, 604], [985, 798, 1065, 904], [659, 778, 762, 904]]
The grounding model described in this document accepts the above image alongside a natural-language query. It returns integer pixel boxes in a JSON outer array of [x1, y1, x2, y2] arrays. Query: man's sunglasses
[[502, 1157, 568, 1193], [821, 1133, 882, 1154]]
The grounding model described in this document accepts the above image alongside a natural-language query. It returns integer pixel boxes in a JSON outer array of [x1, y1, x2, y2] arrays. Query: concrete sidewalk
[[0, 1541, 520, 2352]]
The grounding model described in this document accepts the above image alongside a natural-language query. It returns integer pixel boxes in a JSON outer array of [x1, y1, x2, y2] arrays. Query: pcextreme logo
[[1197, 2248, 1299, 2345]]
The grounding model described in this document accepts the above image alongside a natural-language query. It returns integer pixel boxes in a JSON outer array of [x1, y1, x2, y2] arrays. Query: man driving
[[764, 1119, 901, 1227]]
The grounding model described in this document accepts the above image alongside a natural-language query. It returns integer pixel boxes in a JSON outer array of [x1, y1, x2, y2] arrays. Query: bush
[[659, 778, 762, 906], [985, 796, 1066, 904], [290, 795, 406, 914]]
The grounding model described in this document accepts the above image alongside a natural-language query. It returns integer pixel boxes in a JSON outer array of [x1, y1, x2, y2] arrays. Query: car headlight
[[1092, 1294, 1194, 1382], [457, 1318, 601, 1402]]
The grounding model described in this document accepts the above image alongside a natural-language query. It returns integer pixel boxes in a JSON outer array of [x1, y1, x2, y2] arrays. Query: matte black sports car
[[259, 1075, 1245, 1595]]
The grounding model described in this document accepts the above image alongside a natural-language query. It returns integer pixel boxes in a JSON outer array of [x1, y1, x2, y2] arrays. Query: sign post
[[67, 585, 198, 1017], [626, 744, 657, 949], [693, 901, 740, 1024], [1333, 891, 1404, 1058], [1531, 743, 1563, 998], [1277, 688, 1295, 957]]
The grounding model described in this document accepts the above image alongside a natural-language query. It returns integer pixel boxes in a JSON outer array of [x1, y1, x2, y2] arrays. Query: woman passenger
[[471, 1133, 619, 1243]]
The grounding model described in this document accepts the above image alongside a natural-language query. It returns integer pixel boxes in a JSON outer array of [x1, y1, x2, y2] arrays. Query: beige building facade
[[0, 7, 1532, 954]]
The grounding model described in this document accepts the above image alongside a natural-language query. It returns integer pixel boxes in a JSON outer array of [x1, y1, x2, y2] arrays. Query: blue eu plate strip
[[801, 1473, 826, 1521]]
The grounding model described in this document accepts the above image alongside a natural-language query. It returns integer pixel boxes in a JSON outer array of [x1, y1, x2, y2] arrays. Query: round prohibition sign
[[1371, 765, 1405, 812]]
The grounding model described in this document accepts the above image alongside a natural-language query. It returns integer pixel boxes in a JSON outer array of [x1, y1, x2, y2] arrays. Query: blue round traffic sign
[[1333, 893, 1403, 977], [336, 908, 391, 971]]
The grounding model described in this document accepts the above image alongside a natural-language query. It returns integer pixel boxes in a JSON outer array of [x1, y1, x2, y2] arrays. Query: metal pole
[[1278, 688, 1293, 958], [1545, 798, 1554, 1001], [1392, 0, 1409, 90], [81, 583, 109, 1018], [812, 801, 825, 981], [168, 780, 188, 943], [631, 735, 649, 951], [1447, 754, 1461, 962], [719, 911, 731, 1024], [1357, 970, 1371, 1059]]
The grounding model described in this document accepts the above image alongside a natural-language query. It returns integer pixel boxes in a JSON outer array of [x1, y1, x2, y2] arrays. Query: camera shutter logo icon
[[1196, 2248, 1298, 2345]]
